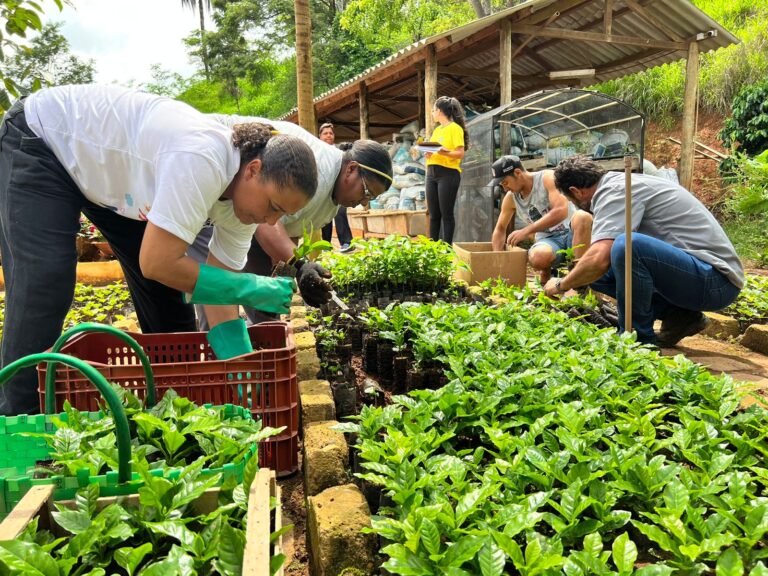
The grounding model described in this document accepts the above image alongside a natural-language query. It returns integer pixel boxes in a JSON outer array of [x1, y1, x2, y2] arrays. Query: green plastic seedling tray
[[0, 324, 260, 518]]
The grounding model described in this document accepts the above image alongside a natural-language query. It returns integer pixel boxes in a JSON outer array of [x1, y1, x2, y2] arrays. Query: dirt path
[[664, 334, 768, 406]]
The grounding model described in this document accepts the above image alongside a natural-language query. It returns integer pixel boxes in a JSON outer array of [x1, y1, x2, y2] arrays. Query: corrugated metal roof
[[282, 0, 738, 141]]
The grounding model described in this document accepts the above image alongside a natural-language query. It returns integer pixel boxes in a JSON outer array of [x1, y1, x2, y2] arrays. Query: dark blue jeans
[[591, 233, 741, 344], [0, 100, 196, 415]]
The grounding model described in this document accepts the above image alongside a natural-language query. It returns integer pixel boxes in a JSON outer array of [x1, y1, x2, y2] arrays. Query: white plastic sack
[[393, 147, 411, 164], [385, 197, 401, 210], [399, 198, 416, 210], [400, 185, 425, 201], [393, 173, 424, 190]]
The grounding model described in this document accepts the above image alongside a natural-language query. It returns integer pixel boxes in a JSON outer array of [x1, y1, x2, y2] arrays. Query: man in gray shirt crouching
[[543, 155, 743, 347]]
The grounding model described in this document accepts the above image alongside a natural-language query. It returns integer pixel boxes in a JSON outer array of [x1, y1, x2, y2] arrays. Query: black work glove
[[295, 260, 332, 307]]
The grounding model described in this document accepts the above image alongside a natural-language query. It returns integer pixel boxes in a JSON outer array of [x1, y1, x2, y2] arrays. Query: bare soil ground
[[644, 112, 729, 214], [279, 457, 310, 576]]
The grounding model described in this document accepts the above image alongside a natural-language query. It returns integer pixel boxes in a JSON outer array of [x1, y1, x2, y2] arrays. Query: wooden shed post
[[499, 18, 513, 154], [417, 71, 424, 133], [500, 19, 513, 105], [359, 82, 370, 140], [424, 44, 438, 138], [679, 41, 699, 191]]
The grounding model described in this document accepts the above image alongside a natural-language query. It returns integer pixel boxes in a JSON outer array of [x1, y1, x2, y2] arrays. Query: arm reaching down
[[491, 193, 516, 252], [140, 222, 295, 358]]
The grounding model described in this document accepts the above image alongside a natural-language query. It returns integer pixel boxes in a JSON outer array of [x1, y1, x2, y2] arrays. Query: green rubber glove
[[189, 264, 295, 314], [207, 318, 253, 359]]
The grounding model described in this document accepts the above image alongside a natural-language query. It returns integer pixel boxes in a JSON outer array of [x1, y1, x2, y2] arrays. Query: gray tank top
[[512, 171, 573, 240]]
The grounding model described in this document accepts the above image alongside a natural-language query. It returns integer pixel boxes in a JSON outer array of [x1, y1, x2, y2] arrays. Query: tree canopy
[[0, 0, 64, 111]]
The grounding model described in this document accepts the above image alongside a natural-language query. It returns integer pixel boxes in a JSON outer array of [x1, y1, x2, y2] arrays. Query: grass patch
[[722, 214, 768, 266]]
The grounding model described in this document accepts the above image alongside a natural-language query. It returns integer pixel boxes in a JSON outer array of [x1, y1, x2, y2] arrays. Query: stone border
[[289, 296, 377, 575], [0, 261, 124, 289], [703, 312, 768, 355]]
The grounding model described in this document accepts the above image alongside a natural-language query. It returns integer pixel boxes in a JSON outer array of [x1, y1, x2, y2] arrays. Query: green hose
[[0, 352, 132, 484], [46, 323, 156, 413]]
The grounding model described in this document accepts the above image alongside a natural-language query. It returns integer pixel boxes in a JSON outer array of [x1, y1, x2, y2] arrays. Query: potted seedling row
[[0, 461, 287, 575]]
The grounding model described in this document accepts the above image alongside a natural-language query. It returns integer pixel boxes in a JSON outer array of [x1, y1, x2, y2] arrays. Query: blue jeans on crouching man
[[590, 233, 740, 345], [0, 100, 196, 416]]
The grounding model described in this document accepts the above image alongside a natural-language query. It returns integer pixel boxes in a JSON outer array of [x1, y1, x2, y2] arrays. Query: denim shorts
[[531, 229, 572, 266]]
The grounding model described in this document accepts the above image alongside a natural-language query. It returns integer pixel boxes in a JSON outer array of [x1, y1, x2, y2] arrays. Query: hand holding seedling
[[296, 261, 332, 306], [506, 227, 533, 247]]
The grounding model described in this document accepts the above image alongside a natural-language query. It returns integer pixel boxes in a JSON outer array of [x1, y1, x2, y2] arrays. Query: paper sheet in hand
[[415, 141, 442, 153]]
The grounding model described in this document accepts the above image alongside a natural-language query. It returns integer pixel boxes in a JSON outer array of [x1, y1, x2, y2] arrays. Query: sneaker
[[656, 309, 709, 347], [339, 243, 354, 253]]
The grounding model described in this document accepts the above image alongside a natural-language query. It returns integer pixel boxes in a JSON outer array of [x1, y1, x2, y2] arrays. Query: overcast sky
[[50, 0, 210, 86]]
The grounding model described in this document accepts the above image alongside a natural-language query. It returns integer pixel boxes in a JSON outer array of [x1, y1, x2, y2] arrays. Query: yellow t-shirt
[[426, 122, 465, 172]]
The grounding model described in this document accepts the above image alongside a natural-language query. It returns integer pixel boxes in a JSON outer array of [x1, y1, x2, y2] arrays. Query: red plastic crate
[[37, 322, 299, 476]]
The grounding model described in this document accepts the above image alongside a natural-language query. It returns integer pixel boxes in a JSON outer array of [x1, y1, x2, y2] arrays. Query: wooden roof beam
[[510, 79, 580, 97], [520, 0, 593, 26], [604, 0, 613, 35], [369, 99, 409, 120], [330, 121, 412, 129], [508, 24, 687, 50], [370, 95, 420, 103], [510, 10, 562, 61], [624, 0, 683, 41], [534, 0, 655, 53], [520, 45, 554, 71], [436, 65, 500, 79], [439, 25, 501, 66], [595, 47, 670, 75]]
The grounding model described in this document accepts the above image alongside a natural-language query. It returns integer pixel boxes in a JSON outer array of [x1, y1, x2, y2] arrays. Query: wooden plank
[[624, 0, 683, 41], [424, 44, 438, 138], [604, 0, 613, 35], [243, 468, 273, 576], [507, 23, 687, 50], [417, 70, 424, 132], [272, 475, 284, 576], [500, 18, 513, 154], [511, 10, 561, 61], [359, 82, 369, 140], [533, 0, 658, 54], [0, 485, 54, 541], [435, 65, 498, 79], [679, 41, 699, 190], [667, 136, 726, 160], [499, 19, 513, 105]]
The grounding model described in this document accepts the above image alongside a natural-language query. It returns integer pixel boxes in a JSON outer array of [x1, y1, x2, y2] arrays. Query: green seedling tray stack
[[0, 323, 261, 518]]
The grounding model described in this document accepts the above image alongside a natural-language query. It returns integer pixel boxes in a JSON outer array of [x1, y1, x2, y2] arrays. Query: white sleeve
[[147, 151, 253, 269], [208, 202, 256, 270]]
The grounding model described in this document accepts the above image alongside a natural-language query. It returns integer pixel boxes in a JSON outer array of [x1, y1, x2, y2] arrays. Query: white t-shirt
[[24, 85, 255, 270], [210, 114, 343, 237]]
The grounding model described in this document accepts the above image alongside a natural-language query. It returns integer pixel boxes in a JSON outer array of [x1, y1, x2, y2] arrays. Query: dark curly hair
[[554, 155, 606, 199], [232, 122, 317, 200], [434, 96, 470, 150]]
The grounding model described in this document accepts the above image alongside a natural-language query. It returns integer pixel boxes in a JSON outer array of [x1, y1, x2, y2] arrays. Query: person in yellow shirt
[[424, 96, 468, 243]]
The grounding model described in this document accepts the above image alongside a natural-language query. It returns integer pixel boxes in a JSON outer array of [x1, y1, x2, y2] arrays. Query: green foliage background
[[3, 0, 768, 259], [597, 0, 768, 124], [5, 0, 766, 128]]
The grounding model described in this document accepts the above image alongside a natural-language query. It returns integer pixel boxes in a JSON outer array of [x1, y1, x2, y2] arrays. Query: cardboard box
[[346, 209, 428, 237], [453, 242, 527, 286]]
